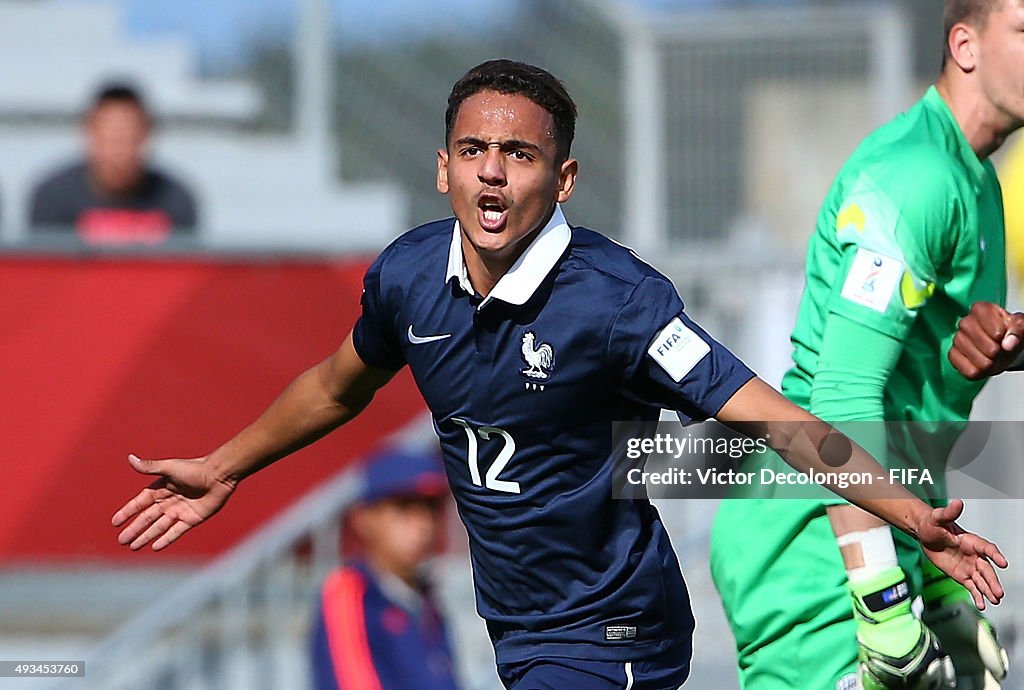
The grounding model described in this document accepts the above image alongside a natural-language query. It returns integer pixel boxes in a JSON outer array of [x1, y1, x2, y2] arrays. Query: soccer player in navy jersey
[[113, 60, 1006, 690]]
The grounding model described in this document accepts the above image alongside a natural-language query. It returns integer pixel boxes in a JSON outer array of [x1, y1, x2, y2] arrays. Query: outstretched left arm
[[716, 377, 1008, 609]]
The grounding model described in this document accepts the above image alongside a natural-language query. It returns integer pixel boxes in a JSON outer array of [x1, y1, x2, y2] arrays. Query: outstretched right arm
[[111, 333, 396, 551]]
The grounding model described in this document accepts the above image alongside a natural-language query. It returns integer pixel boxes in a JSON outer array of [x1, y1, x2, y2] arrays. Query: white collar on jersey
[[445, 203, 571, 308]]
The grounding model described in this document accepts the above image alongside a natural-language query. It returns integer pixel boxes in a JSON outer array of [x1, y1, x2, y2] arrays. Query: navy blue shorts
[[497, 649, 690, 690]]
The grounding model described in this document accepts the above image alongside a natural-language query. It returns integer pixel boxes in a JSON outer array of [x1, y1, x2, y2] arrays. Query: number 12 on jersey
[[452, 418, 520, 494]]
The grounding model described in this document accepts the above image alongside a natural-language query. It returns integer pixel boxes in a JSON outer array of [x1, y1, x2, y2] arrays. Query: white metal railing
[[604, 2, 914, 254]]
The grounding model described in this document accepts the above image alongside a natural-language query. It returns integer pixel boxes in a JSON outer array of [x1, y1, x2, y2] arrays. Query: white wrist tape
[[836, 526, 899, 583]]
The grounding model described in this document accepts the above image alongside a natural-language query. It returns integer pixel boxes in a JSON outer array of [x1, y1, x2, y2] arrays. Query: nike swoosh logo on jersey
[[407, 325, 452, 344]]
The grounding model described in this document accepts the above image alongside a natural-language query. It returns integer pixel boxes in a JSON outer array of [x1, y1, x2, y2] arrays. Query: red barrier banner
[[0, 255, 426, 563]]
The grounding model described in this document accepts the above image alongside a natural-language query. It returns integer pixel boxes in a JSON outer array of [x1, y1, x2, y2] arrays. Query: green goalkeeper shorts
[[710, 499, 924, 690]]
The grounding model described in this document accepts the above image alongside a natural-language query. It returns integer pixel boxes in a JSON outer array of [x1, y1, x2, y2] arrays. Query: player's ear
[[947, 22, 978, 72], [555, 157, 578, 204], [437, 148, 450, 194]]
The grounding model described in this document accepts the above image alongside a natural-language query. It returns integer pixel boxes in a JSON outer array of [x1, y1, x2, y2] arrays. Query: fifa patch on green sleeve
[[840, 248, 903, 313]]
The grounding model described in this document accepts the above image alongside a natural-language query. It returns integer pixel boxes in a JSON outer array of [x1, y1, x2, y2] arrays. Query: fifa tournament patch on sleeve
[[839, 248, 903, 314], [648, 317, 711, 382]]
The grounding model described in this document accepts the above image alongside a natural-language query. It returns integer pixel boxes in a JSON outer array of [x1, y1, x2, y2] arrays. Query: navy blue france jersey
[[352, 205, 754, 665]]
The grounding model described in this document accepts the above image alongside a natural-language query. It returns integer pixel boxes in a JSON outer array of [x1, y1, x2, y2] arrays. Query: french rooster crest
[[521, 332, 554, 379]]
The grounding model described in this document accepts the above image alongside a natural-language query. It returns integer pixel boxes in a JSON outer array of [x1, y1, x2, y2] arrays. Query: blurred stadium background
[[1, 0, 1022, 688]]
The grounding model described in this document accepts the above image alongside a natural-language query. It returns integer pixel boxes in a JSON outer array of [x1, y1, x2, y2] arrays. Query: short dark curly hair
[[445, 59, 577, 162]]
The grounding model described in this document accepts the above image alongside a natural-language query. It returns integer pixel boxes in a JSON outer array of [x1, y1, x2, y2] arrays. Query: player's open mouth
[[477, 195, 508, 232]]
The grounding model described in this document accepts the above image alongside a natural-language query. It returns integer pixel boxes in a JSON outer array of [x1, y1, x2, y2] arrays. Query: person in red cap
[[310, 448, 462, 690]]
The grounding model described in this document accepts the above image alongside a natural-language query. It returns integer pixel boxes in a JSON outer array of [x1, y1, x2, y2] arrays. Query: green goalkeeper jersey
[[783, 85, 1006, 431], [710, 86, 1010, 690]]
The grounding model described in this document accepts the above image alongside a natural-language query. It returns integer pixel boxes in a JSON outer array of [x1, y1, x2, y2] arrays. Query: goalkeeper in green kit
[[712, 2, 1022, 689]]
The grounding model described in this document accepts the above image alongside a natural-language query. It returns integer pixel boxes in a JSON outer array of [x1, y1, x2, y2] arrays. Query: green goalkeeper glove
[[851, 568, 955, 690], [922, 574, 1009, 690]]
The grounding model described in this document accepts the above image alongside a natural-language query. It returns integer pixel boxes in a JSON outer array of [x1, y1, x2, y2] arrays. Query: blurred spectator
[[29, 82, 198, 244], [311, 448, 462, 690]]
